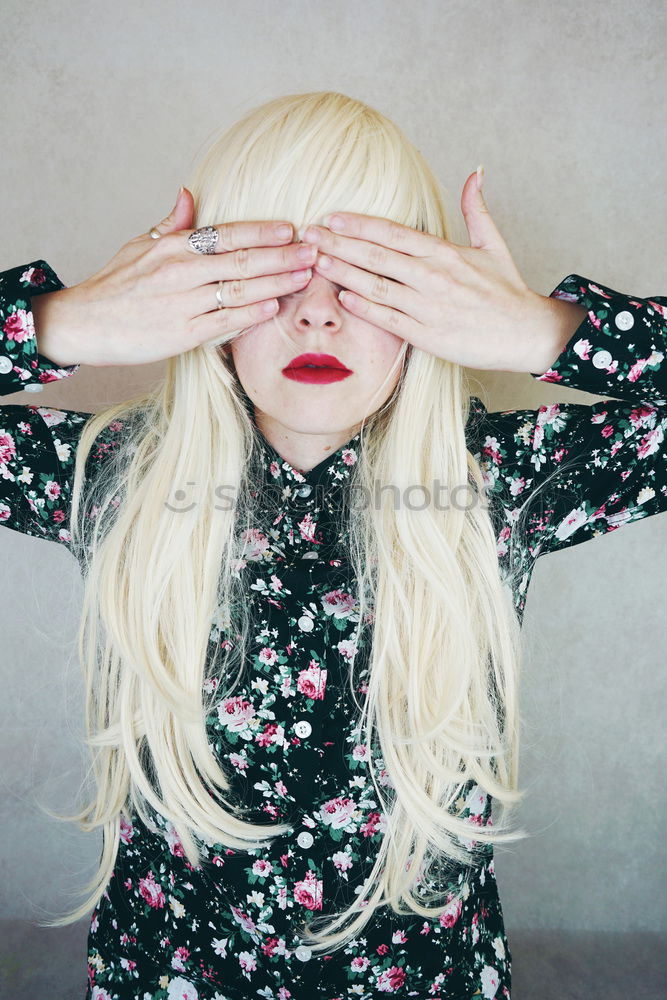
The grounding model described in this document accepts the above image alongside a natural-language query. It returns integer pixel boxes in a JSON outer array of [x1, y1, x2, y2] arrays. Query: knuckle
[[233, 247, 251, 278], [227, 278, 245, 302], [368, 244, 388, 271], [216, 223, 235, 251], [371, 273, 390, 300], [215, 308, 232, 332], [386, 308, 402, 331], [387, 220, 406, 244], [159, 231, 184, 255]]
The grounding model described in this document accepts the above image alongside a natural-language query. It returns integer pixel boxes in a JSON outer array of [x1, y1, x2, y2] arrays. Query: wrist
[[524, 293, 588, 376], [31, 286, 84, 368]]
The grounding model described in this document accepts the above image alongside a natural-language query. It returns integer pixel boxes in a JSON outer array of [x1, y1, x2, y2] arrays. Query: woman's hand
[[300, 169, 587, 376], [33, 187, 317, 368]]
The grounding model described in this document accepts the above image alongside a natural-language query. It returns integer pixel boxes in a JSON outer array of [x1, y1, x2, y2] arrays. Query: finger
[[183, 220, 295, 255], [460, 170, 508, 252], [188, 297, 284, 348], [191, 267, 314, 316], [303, 226, 425, 288], [336, 288, 420, 342], [313, 252, 423, 318], [182, 242, 318, 288], [310, 213, 443, 257]]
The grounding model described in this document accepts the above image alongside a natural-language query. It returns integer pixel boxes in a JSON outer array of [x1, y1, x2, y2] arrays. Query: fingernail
[[176, 185, 185, 201], [323, 214, 344, 231], [476, 165, 484, 192]]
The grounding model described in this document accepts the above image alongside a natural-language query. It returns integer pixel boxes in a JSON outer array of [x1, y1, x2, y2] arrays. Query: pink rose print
[[0, 430, 17, 465], [45, 480, 61, 500], [293, 870, 323, 910], [350, 955, 370, 972], [297, 662, 327, 699], [375, 964, 406, 992], [439, 894, 462, 928], [360, 811, 382, 838], [217, 695, 255, 731], [239, 528, 271, 560], [251, 859, 273, 877], [638, 426, 664, 459], [320, 796, 356, 830], [119, 814, 134, 844], [164, 822, 186, 857], [171, 945, 191, 972], [322, 588, 358, 619], [3, 308, 35, 344], [297, 511, 318, 542], [139, 870, 166, 909], [258, 646, 278, 666]]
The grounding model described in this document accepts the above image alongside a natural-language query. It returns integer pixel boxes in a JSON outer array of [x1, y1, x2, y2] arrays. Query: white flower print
[[480, 963, 500, 998], [166, 978, 198, 1000]]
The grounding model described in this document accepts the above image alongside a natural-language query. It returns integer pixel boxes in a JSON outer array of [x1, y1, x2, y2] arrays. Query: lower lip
[[283, 367, 352, 384]]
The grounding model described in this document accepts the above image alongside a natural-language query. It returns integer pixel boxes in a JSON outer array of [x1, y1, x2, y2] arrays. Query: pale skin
[[31, 171, 587, 473]]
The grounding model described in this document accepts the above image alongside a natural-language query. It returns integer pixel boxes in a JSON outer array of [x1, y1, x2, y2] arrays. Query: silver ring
[[149, 226, 161, 239], [215, 281, 226, 310], [188, 225, 219, 254]]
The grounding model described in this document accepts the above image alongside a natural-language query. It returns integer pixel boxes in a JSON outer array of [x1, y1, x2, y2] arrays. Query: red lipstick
[[282, 352, 352, 384]]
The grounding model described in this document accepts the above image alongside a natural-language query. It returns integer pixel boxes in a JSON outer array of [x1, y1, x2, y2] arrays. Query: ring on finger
[[149, 226, 161, 240], [215, 281, 227, 309], [188, 225, 220, 254]]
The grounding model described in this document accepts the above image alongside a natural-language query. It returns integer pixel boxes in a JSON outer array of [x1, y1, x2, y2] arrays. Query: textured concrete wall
[[1, 0, 665, 938]]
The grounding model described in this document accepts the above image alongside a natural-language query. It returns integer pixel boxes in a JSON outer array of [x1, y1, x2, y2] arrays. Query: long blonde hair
[[42, 91, 526, 953]]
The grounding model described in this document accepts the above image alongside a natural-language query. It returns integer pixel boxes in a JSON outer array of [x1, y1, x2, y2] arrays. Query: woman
[[1, 91, 665, 1000]]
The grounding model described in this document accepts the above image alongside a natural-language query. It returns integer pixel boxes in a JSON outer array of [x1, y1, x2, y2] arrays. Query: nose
[[292, 273, 343, 332]]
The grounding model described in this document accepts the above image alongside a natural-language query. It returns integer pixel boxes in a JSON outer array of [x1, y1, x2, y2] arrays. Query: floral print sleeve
[[474, 274, 667, 591], [0, 259, 91, 547]]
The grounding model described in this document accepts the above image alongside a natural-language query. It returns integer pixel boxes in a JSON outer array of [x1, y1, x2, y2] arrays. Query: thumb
[[151, 186, 195, 236], [460, 167, 506, 252]]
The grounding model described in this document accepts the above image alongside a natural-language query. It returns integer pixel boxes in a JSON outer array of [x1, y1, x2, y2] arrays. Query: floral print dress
[[1, 259, 666, 1000]]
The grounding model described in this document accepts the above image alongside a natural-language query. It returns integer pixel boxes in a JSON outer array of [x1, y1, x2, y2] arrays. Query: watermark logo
[[164, 480, 490, 513]]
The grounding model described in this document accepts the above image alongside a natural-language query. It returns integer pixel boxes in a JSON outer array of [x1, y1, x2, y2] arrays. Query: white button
[[0, 356, 13, 374], [23, 383, 44, 393], [297, 831, 314, 849], [615, 311, 634, 331], [297, 615, 314, 632], [592, 349, 612, 369], [294, 945, 312, 962], [296, 484, 312, 498], [301, 551, 319, 560], [293, 719, 312, 738]]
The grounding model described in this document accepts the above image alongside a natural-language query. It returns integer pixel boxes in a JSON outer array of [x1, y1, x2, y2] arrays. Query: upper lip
[[283, 353, 352, 371]]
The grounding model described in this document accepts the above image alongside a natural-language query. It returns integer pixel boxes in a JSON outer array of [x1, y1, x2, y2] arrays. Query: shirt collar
[[243, 398, 487, 563]]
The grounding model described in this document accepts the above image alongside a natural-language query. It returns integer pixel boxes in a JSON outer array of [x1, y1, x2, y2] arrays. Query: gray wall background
[[1, 0, 665, 941]]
